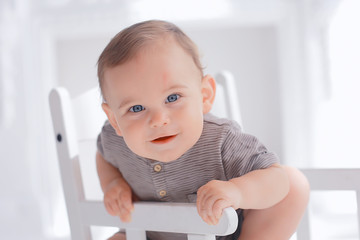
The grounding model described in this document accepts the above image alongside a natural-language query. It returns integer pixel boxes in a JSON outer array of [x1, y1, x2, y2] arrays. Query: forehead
[[134, 36, 187, 63], [107, 37, 199, 79], [102, 37, 201, 103]]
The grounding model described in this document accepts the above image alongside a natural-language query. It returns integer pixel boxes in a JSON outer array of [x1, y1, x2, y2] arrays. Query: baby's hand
[[103, 178, 134, 222], [196, 180, 241, 225]]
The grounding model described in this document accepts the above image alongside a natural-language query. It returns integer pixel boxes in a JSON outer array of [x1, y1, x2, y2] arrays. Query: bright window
[[314, 0, 360, 168]]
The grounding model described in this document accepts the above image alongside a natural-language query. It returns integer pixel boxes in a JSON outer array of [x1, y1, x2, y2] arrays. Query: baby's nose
[[150, 111, 170, 128]]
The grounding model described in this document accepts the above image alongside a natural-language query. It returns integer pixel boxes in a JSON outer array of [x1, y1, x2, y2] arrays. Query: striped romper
[[97, 113, 279, 240]]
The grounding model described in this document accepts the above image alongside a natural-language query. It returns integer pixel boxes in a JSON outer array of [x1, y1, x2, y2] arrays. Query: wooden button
[[154, 164, 162, 172], [159, 190, 167, 197]]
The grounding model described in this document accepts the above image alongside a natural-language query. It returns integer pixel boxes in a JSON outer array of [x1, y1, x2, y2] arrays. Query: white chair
[[49, 71, 240, 240], [50, 69, 360, 240]]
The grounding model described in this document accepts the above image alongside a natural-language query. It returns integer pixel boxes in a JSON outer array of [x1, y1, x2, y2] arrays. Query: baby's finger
[[105, 200, 120, 216], [203, 195, 220, 219], [196, 187, 213, 215], [120, 193, 134, 212], [197, 200, 216, 225], [119, 207, 132, 222], [212, 199, 229, 224], [104, 201, 114, 215], [196, 194, 207, 220], [113, 199, 123, 216], [196, 198, 209, 224], [198, 210, 212, 225]]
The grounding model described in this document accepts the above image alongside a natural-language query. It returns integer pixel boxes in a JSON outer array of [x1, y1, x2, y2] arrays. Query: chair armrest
[[79, 201, 238, 236]]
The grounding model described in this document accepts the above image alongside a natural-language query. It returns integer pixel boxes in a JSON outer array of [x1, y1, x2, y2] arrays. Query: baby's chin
[[149, 138, 201, 162], [134, 144, 192, 163]]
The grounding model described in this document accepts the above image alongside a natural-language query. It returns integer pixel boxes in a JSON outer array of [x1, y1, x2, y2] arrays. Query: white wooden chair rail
[[297, 168, 360, 240], [80, 201, 238, 239]]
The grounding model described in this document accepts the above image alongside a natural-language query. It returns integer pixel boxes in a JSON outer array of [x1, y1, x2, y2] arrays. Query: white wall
[[186, 25, 282, 158]]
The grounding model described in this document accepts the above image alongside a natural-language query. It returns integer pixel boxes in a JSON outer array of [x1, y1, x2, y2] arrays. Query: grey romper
[[97, 114, 279, 240]]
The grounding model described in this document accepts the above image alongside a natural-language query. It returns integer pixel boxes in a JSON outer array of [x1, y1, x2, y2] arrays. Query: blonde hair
[[97, 20, 203, 100]]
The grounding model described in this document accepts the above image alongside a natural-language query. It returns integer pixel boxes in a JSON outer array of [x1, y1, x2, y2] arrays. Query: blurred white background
[[0, 0, 359, 239]]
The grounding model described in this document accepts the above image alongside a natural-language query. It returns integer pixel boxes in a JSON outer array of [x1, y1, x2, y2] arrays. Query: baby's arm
[[196, 163, 289, 225], [96, 151, 134, 222]]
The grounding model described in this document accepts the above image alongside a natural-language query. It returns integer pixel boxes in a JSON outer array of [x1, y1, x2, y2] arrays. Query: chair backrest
[[211, 71, 242, 125], [49, 71, 240, 240]]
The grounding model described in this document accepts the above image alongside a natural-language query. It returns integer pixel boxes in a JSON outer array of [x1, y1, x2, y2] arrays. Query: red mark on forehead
[[162, 72, 169, 87]]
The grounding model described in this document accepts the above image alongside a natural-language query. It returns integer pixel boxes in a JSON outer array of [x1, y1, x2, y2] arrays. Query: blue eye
[[166, 94, 180, 103], [129, 105, 145, 113]]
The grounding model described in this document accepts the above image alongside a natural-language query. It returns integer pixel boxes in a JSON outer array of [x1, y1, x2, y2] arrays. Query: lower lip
[[151, 135, 177, 144]]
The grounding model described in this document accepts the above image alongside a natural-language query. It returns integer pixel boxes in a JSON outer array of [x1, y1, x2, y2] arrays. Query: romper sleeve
[[97, 128, 105, 157], [221, 121, 279, 180], [96, 120, 120, 168]]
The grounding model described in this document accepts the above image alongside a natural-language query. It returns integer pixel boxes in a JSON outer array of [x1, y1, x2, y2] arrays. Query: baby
[[96, 20, 309, 240]]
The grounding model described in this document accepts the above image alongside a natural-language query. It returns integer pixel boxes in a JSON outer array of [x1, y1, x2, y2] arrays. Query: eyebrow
[[167, 84, 189, 92], [118, 98, 135, 110]]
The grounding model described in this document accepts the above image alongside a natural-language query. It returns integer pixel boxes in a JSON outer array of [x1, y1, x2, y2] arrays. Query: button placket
[[150, 163, 168, 200]]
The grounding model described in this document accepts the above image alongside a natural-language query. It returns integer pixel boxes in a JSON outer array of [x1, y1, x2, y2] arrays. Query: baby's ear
[[101, 103, 122, 136], [201, 75, 216, 114]]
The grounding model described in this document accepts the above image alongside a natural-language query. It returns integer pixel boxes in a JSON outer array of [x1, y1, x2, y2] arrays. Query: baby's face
[[102, 37, 214, 162]]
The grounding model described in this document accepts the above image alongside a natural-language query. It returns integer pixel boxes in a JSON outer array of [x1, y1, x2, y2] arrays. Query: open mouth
[[151, 135, 177, 144]]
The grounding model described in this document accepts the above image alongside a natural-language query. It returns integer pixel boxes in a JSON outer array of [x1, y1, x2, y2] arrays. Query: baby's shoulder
[[201, 114, 243, 145], [101, 120, 116, 135], [100, 120, 125, 143], [203, 114, 241, 132]]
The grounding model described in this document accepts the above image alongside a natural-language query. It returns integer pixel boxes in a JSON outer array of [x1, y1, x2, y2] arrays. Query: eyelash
[[128, 93, 181, 113]]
